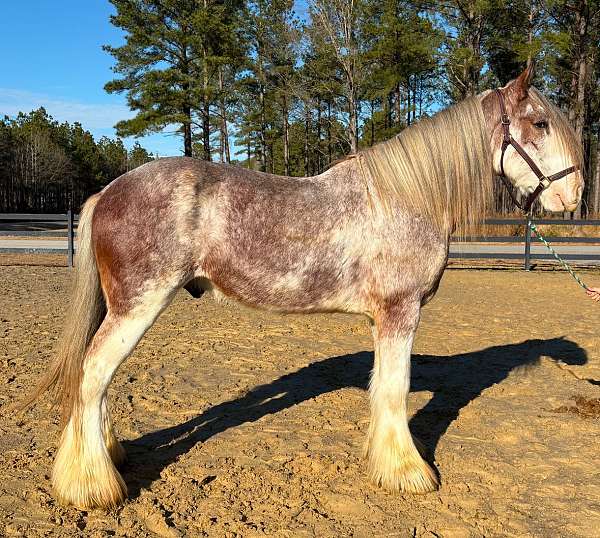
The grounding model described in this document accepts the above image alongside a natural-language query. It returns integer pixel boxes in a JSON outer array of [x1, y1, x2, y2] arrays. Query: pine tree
[[302, 19, 348, 171], [266, 1, 300, 175], [484, 0, 545, 84], [97, 136, 128, 180], [128, 141, 154, 169], [104, 0, 199, 156], [190, 0, 246, 161], [310, 0, 368, 153], [362, 0, 441, 131], [431, 0, 499, 100], [545, 0, 600, 216]]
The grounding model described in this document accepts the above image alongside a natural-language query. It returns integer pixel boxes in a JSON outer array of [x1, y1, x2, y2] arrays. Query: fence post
[[67, 208, 74, 268], [524, 216, 532, 271]]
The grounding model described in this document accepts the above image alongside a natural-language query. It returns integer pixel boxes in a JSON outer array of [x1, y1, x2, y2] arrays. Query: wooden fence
[[0, 212, 77, 266], [450, 218, 600, 270]]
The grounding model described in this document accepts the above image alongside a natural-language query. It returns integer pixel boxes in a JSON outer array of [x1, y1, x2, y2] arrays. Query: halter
[[494, 89, 578, 214]]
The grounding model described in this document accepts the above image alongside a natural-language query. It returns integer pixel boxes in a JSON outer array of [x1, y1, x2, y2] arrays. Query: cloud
[[0, 88, 133, 130]]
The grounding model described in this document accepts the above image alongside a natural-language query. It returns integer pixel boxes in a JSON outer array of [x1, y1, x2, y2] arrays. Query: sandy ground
[[1, 257, 599, 537]]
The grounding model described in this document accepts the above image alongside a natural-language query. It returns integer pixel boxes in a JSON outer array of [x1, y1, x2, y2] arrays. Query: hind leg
[[52, 288, 174, 509]]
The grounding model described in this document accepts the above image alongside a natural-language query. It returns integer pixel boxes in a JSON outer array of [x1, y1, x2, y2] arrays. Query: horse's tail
[[20, 193, 106, 425]]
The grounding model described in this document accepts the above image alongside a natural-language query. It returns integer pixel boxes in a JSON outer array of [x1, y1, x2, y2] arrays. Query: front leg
[[366, 302, 439, 493]]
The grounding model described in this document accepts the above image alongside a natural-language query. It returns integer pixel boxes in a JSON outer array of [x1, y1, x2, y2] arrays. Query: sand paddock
[[1, 258, 599, 537]]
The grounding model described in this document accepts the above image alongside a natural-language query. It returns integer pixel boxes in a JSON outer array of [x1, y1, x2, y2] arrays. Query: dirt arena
[[1, 256, 599, 537]]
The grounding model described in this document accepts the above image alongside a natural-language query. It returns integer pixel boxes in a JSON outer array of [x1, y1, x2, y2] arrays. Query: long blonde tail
[[20, 193, 106, 425]]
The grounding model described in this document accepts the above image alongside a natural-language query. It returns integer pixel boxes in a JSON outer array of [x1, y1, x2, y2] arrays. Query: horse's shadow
[[121, 337, 587, 498]]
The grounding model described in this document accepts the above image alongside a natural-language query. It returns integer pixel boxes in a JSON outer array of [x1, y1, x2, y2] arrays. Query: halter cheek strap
[[494, 89, 577, 214]]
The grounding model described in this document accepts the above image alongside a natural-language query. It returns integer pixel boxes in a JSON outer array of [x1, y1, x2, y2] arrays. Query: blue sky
[[0, 1, 308, 157]]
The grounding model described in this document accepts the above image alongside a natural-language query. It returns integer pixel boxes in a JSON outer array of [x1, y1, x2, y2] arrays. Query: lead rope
[[527, 220, 589, 291], [527, 220, 595, 381]]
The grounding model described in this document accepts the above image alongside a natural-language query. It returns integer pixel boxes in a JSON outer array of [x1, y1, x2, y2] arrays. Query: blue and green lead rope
[[527, 220, 589, 291]]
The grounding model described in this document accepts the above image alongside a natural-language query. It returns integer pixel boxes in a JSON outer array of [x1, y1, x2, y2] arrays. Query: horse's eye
[[533, 120, 548, 130]]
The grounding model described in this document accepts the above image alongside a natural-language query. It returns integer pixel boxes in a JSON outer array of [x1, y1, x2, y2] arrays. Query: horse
[[23, 64, 583, 510]]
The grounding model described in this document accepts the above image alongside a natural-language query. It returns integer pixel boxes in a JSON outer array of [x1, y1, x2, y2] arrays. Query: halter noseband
[[494, 89, 578, 214]]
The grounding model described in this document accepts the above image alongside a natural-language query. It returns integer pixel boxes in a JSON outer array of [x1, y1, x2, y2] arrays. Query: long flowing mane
[[360, 96, 493, 235]]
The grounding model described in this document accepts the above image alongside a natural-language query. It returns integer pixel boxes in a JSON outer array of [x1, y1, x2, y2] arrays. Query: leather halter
[[494, 89, 578, 214]]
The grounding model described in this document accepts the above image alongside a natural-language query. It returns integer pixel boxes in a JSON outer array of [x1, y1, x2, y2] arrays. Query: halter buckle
[[540, 177, 551, 189], [501, 114, 510, 125]]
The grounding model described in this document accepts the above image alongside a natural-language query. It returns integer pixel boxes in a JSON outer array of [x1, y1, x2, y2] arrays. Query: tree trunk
[[183, 112, 193, 156], [574, 50, 588, 144], [202, 99, 211, 161], [327, 99, 332, 164], [305, 102, 311, 175], [283, 94, 290, 176], [348, 85, 358, 154], [201, 42, 211, 161], [269, 144, 274, 173], [394, 84, 401, 126], [526, 3, 534, 68], [411, 78, 415, 123], [568, 1, 589, 142], [406, 79, 411, 126], [594, 133, 600, 215], [223, 121, 230, 163], [316, 99, 322, 173], [459, 7, 482, 98], [418, 76, 423, 118], [258, 59, 267, 172], [568, 1, 590, 219], [218, 67, 230, 163]]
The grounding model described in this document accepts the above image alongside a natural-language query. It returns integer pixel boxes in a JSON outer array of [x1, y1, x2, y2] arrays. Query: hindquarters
[[92, 161, 202, 313], [24, 158, 207, 509]]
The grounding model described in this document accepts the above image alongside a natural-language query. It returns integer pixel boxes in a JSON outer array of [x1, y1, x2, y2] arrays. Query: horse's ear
[[512, 62, 535, 100]]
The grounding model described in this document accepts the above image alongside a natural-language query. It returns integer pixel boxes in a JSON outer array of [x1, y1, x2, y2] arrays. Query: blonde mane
[[360, 96, 493, 235]]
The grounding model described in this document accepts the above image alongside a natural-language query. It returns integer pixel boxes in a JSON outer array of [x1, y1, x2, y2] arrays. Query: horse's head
[[482, 64, 584, 212]]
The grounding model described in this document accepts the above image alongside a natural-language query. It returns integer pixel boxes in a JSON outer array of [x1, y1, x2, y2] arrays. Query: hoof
[[53, 462, 127, 510], [368, 456, 439, 494], [52, 424, 128, 510], [365, 433, 439, 494]]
